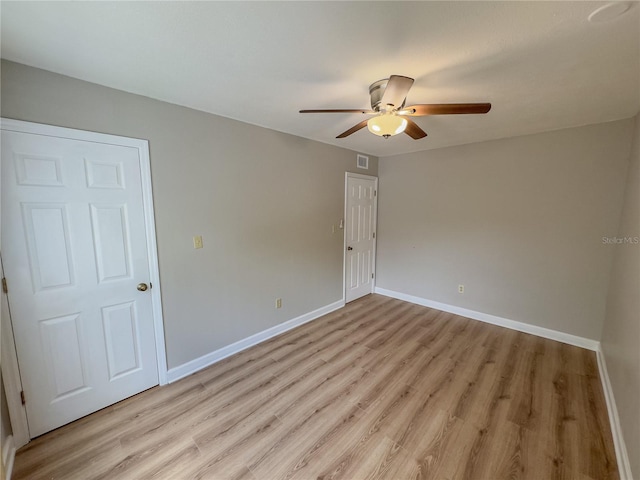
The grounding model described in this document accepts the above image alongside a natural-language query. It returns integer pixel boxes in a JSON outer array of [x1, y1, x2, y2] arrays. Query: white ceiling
[[1, 1, 639, 157]]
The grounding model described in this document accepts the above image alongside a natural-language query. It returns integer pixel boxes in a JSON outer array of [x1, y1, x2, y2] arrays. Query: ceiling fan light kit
[[367, 114, 408, 138], [300, 75, 491, 140]]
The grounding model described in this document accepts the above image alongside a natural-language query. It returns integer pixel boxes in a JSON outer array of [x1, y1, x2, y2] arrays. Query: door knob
[[137, 283, 149, 292], [347, 246, 353, 251]]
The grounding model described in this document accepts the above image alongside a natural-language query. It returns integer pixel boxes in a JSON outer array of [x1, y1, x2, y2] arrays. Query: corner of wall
[[598, 112, 639, 480]]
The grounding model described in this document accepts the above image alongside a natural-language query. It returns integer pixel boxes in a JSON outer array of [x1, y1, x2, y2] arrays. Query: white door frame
[[0, 118, 168, 447], [1, 255, 29, 449], [343, 172, 378, 302]]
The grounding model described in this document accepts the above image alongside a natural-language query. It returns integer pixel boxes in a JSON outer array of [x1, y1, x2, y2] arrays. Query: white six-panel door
[[345, 173, 378, 303], [1, 121, 162, 437]]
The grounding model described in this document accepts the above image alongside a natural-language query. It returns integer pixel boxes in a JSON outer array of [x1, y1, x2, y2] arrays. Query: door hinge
[[373, 232, 375, 239], [1, 277, 7, 293], [374, 190, 377, 197], [20, 391, 26, 405], [372, 273, 375, 279]]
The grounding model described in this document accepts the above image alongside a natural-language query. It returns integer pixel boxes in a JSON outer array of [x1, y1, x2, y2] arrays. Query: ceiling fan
[[300, 75, 491, 140]]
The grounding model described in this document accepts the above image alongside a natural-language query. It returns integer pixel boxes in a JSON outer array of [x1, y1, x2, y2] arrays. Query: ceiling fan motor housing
[[369, 78, 405, 112], [369, 79, 387, 111], [369, 78, 406, 112]]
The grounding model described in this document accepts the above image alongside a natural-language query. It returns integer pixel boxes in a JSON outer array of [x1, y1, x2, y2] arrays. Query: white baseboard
[[2, 434, 15, 480], [596, 347, 633, 480], [166, 299, 345, 383], [374, 287, 600, 351]]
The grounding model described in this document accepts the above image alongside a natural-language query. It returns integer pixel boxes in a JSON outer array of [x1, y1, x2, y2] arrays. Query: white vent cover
[[357, 154, 369, 170]]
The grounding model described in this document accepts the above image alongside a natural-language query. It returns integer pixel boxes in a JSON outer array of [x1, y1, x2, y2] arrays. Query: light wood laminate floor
[[13, 294, 618, 479]]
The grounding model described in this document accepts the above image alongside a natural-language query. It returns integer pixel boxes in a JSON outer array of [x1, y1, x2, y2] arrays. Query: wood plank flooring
[[13, 294, 618, 479]]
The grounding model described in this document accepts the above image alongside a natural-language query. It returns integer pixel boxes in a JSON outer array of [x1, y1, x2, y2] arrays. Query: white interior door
[[1, 120, 162, 438], [345, 173, 378, 303]]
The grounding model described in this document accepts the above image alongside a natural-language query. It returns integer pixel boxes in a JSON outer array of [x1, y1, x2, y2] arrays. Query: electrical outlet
[[193, 235, 203, 249], [458, 284, 464, 294], [275, 298, 282, 309]]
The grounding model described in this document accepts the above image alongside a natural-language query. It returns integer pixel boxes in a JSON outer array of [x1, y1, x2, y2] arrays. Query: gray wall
[[601, 115, 640, 477], [1, 60, 378, 369], [376, 119, 634, 340]]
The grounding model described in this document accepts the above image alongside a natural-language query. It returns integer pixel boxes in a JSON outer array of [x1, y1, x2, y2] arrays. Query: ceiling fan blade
[[403, 118, 428, 139], [336, 119, 369, 138], [299, 109, 376, 114], [380, 75, 414, 109], [401, 103, 492, 116]]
